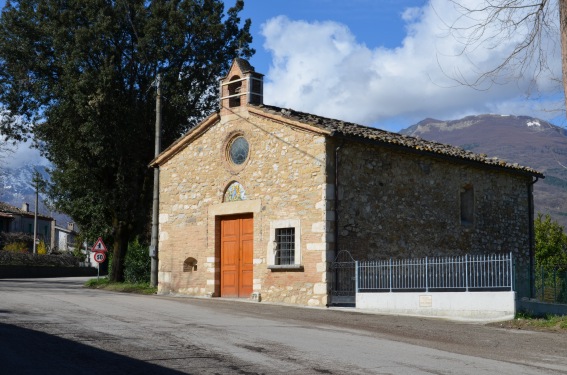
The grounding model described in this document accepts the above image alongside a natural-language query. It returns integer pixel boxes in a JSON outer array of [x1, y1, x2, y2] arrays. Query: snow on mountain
[[0, 164, 71, 225], [526, 120, 541, 127]]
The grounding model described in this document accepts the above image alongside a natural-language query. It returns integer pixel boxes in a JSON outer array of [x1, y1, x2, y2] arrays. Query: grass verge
[[492, 312, 567, 332], [84, 277, 157, 295]]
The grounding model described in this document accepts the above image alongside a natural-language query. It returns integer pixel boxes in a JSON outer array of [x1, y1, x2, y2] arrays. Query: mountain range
[[401, 114, 567, 229], [0, 164, 71, 226]]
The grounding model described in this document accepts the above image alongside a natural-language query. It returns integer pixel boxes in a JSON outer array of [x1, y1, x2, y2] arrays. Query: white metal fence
[[357, 253, 513, 292]]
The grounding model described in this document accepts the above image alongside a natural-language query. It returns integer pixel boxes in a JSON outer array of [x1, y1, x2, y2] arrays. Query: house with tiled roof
[[150, 59, 542, 306], [0, 201, 55, 251]]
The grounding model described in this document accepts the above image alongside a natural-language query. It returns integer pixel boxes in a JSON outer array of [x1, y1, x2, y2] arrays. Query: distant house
[[150, 59, 543, 306], [53, 222, 78, 253], [0, 202, 55, 250]]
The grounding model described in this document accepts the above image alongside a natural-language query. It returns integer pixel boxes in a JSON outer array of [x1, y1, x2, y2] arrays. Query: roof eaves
[[0, 202, 24, 215], [332, 131, 544, 178], [252, 104, 543, 178], [150, 113, 220, 167]]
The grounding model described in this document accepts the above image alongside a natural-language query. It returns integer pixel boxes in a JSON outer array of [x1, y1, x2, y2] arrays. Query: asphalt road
[[1, 277, 566, 375]]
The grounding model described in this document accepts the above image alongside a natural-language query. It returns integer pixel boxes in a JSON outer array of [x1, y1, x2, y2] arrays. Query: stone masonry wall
[[335, 141, 532, 263], [157, 110, 332, 306]]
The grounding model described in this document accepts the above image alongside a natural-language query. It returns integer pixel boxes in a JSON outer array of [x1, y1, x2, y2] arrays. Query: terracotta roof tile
[[234, 58, 255, 74], [0, 202, 23, 214], [253, 104, 543, 177], [0, 201, 54, 220]]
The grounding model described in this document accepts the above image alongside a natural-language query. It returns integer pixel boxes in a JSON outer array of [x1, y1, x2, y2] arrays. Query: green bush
[[124, 238, 151, 284], [535, 213, 567, 270]]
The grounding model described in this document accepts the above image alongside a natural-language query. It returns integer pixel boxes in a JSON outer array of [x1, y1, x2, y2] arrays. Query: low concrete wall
[[357, 291, 516, 321], [0, 266, 100, 279]]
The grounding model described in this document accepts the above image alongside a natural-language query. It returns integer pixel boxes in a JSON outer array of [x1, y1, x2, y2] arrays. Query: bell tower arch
[[220, 58, 264, 115]]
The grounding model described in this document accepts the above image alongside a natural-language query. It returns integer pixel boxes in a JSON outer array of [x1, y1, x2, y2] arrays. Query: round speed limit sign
[[94, 252, 106, 263]]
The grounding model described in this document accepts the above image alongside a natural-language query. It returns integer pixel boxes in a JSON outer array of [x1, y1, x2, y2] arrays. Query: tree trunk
[[561, 0, 567, 114], [109, 218, 129, 282]]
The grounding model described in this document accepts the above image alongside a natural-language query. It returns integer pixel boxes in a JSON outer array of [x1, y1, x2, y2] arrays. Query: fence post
[[465, 254, 469, 292], [389, 258, 392, 293], [541, 266, 544, 301], [425, 256, 429, 293], [509, 252, 513, 291], [355, 260, 359, 294], [554, 268, 557, 303]]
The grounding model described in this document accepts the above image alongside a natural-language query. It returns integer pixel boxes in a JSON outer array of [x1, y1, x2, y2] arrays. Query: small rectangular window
[[268, 219, 302, 271], [275, 228, 295, 265], [460, 184, 474, 225]]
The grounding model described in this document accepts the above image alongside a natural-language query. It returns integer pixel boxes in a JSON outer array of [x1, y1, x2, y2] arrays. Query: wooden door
[[221, 215, 253, 298]]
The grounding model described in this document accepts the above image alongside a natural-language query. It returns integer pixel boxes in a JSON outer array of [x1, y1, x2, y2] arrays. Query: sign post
[[91, 237, 108, 281], [93, 251, 107, 281]]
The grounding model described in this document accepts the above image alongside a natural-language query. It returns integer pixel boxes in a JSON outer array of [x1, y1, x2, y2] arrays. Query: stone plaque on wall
[[419, 295, 432, 308]]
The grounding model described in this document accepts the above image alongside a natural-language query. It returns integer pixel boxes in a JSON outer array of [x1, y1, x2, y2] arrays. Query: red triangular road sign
[[91, 237, 108, 252]]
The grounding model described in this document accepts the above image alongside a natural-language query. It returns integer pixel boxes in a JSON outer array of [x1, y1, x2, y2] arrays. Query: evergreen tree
[[0, 0, 253, 281], [535, 213, 567, 270]]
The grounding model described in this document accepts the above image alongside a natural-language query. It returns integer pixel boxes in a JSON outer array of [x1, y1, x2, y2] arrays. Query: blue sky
[[236, 0, 424, 58], [233, 0, 564, 131], [2, 0, 564, 166]]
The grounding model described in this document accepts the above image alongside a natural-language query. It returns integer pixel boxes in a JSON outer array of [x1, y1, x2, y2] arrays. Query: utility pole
[[150, 73, 161, 287], [32, 170, 41, 254]]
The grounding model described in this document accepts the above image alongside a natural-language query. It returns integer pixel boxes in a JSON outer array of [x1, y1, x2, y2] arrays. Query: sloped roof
[[234, 58, 255, 74], [252, 104, 544, 178], [0, 201, 54, 220], [152, 101, 543, 178], [0, 202, 23, 214], [220, 58, 264, 81]]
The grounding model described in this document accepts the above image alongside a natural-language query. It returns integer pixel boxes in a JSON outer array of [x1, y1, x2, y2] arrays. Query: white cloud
[[1, 108, 49, 169], [2, 140, 47, 169], [261, 0, 563, 131]]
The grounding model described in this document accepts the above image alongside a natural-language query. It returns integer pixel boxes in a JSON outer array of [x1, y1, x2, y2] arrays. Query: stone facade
[[334, 141, 532, 262], [153, 59, 541, 306], [156, 60, 334, 306]]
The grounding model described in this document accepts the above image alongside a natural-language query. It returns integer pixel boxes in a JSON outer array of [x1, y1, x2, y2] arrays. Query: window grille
[[275, 228, 295, 265]]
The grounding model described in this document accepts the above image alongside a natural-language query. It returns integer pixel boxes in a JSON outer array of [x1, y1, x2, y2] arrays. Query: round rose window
[[229, 136, 249, 165]]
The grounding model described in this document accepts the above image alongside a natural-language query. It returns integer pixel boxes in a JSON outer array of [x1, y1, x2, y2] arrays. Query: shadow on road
[[0, 322, 186, 375]]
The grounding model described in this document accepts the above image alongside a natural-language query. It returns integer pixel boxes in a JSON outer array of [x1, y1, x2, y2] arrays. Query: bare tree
[[441, 0, 564, 108]]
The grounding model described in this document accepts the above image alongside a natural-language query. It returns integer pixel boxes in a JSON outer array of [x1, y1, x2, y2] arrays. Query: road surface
[[1, 277, 566, 374]]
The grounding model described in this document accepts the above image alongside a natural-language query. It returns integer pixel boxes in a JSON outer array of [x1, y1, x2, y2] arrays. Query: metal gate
[[331, 250, 356, 306]]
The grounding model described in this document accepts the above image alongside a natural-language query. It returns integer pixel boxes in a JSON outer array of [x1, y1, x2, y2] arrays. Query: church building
[[150, 59, 542, 306]]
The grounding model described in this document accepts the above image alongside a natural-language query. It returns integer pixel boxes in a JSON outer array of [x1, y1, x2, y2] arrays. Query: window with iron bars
[[275, 228, 295, 265]]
